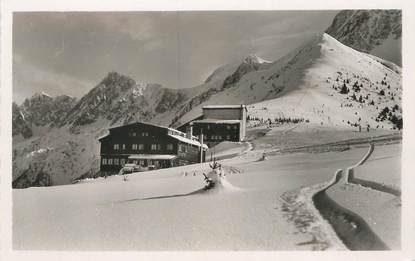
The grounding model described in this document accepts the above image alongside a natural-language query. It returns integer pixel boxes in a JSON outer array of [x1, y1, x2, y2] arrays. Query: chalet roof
[[97, 133, 110, 141], [99, 121, 187, 140], [175, 114, 204, 129], [128, 154, 177, 160], [192, 119, 241, 124], [108, 121, 177, 132], [168, 134, 208, 149], [202, 105, 247, 110]]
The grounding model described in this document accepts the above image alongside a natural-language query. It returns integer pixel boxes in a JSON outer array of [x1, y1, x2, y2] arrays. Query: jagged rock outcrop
[[326, 10, 401, 65]]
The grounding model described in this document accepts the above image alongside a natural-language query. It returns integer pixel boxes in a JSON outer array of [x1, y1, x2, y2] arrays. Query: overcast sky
[[13, 11, 338, 104]]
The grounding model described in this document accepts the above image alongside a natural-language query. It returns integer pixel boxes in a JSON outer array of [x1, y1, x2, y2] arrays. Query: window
[[207, 125, 210, 130], [108, 158, 113, 165], [226, 125, 231, 130], [114, 144, 119, 150], [120, 159, 125, 165], [132, 132, 137, 137], [102, 158, 107, 165], [142, 132, 149, 137], [138, 144, 144, 150], [167, 144, 173, 150], [114, 158, 119, 165], [151, 144, 157, 150], [122, 144, 126, 150], [139, 160, 145, 166], [233, 125, 238, 129], [226, 135, 230, 140], [132, 144, 138, 150]]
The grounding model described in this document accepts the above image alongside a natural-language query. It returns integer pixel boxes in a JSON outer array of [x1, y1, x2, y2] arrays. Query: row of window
[[102, 158, 126, 165], [131, 159, 162, 167], [205, 125, 238, 130], [208, 135, 235, 140], [113, 143, 174, 151], [128, 132, 149, 137], [102, 158, 168, 167]]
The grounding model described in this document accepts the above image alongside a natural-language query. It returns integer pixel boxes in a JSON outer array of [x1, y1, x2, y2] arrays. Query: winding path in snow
[[309, 143, 400, 250]]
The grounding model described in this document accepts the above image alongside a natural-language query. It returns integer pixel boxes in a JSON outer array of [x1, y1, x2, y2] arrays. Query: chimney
[[186, 125, 193, 139]]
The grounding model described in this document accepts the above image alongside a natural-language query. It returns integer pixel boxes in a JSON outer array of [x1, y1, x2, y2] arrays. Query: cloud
[[91, 13, 157, 42], [13, 54, 93, 104]]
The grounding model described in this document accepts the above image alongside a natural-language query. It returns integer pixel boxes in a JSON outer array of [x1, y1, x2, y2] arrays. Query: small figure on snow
[[259, 152, 268, 161]]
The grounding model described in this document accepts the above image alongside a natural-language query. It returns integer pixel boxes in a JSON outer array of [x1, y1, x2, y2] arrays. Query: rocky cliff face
[[60, 72, 189, 130], [12, 93, 77, 139], [326, 10, 401, 65]]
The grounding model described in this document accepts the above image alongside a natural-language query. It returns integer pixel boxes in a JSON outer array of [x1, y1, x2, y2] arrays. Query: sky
[[13, 11, 338, 104]]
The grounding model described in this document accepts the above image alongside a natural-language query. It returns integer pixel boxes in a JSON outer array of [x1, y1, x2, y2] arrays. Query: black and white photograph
[[2, 0, 415, 259]]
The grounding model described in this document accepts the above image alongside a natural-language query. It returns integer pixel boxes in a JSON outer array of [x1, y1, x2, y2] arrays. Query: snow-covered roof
[[175, 114, 204, 129], [192, 119, 241, 124], [203, 105, 246, 109], [168, 134, 209, 149], [109, 121, 187, 137], [97, 133, 110, 141], [128, 154, 177, 160]]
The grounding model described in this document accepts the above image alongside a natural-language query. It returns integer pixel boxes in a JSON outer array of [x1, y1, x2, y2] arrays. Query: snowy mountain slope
[[174, 33, 401, 131], [12, 93, 77, 139], [326, 10, 401, 65], [12, 119, 109, 187]]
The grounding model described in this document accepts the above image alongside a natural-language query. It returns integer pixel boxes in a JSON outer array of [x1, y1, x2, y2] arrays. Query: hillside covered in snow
[[173, 33, 401, 132]]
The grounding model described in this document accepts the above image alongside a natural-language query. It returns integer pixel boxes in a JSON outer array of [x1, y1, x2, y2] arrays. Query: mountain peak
[[99, 71, 136, 89], [243, 54, 271, 65], [30, 91, 53, 100]]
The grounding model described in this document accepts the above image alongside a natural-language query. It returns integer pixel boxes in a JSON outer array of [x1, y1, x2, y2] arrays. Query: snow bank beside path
[[282, 143, 401, 250], [280, 169, 347, 250], [324, 143, 401, 249], [350, 144, 401, 194]]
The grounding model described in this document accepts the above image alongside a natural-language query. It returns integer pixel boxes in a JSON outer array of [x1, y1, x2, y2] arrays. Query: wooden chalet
[[98, 122, 208, 175], [177, 105, 247, 146]]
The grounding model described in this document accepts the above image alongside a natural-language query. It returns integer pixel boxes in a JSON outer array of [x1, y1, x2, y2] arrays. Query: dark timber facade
[[178, 105, 247, 147], [99, 122, 208, 175]]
